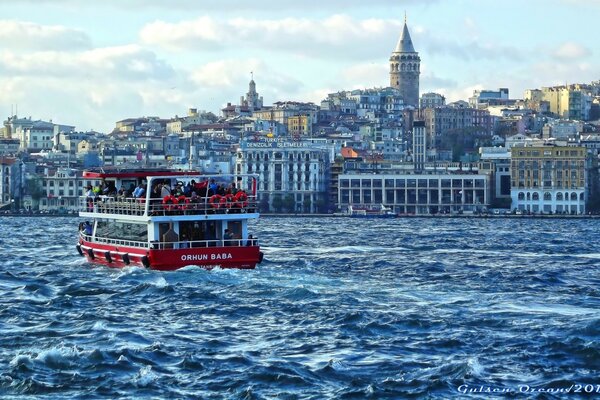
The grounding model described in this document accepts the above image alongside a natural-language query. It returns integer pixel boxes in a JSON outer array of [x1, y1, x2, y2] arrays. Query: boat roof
[[83, 168, 201, 179]]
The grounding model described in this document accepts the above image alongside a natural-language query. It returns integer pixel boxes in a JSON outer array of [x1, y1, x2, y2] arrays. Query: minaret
[[243, 72, 263, 111], [390, 14, 420, 107]]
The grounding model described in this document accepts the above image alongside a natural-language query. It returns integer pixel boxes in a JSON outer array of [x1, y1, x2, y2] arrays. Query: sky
[[0, 0, 598, 133]]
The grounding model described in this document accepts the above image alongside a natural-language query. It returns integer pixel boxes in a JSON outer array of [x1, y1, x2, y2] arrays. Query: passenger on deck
[[184, 181, 192, 196], [133, 183, 145, 198], [117, 185, 127, 199], [190, 191, 200, 203], [151, 183, 162, 198], [224, 229, 234, 246], [208, 179, 217, 195], [126, 184, 136, 197], [173, 183, 184, 196], [85, 185, 95, 211], [83, 221, 93, 235], [161, 182, 172, 197]]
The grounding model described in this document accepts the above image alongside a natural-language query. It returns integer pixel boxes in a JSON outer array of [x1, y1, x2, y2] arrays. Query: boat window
[[227, 221, 242, 239], [96, 221, 147, 242]]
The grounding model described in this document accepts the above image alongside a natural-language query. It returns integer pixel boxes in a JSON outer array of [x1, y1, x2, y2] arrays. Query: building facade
[[236, 138, 333, 213], [338, 172, 490, 215], [420, 92, 446, 109], [389, 19, 420, 107], [510, 145, 588, 214]]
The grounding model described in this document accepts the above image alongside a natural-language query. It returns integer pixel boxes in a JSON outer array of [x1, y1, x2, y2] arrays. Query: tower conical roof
[[393, 22, 415, 53]]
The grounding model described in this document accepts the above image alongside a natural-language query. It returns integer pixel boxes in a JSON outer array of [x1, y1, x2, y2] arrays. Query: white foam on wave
[[151, 276, 169, 288], [134, 365, 158, 387], [467, 357, 484, 377], [91, 320, 106, 331], [35, 345, 82, 366]]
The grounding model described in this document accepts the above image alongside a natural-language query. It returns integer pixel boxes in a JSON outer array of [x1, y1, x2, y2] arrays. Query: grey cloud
[[0, 47, 175, 81], [0, 20, 91, 51], [7, 0, 440, 11]]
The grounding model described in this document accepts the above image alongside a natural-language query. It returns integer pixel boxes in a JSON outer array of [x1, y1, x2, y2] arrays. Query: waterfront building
[[252, 102, 319, 137], [541, 120, 582, 140], [479, 147, 511, 206], [389, 17, 420, 107], [113, 117, 168, 135], [0, 157, 24, 209], [347, 88, 404, 119], [166, 109, 213, 134], [539, 86, 592, 121], [236, 138, 334, 213], [469, 88, 510, 108], [510, 145, 589, 214], [421, 104, 493, 149], [412, 121, 426, 171], [338, 171, 490, 215], [0, 139, 20, 156], [420, 93, 445, 109]]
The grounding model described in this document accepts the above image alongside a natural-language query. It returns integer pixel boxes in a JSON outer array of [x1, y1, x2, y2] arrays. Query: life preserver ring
[[209, 195, 222, 208], [162, 195, 175, 211], [178, 195, 188, 210], [220, 194, 234, 208], [234, 191, 248, 208]]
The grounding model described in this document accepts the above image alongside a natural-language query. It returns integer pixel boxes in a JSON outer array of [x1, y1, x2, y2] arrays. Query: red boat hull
[[78, 239, 262, 270]]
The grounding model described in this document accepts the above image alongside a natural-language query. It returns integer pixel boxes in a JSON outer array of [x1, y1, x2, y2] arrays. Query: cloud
[[553, 42, 591, 60], [421, 30, 524, 62], [4, 0, 440, 11], [140, 15, 527, 65], [140, 15, 404, 60], [0, 45, 175, 80], [0, 20, 90, 51]]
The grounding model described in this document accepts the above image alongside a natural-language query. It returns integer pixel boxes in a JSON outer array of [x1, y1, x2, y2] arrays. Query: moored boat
[[76, 169, 263, 270], [347, 204, 396, 218]]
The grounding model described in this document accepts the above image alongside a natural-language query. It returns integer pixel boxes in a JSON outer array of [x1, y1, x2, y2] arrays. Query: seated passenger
[[224, 229, 234, 246]]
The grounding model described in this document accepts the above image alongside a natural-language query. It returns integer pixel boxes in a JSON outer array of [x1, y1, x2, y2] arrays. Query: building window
[[556, 192, 563, 201], [543, 192, 552, 201]]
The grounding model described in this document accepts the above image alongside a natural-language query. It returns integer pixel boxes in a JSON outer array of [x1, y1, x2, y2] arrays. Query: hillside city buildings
[[2, 18, 600, 216]]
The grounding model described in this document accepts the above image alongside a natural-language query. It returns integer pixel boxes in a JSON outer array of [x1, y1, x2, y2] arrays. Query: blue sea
[[1, 216, 600, 399]]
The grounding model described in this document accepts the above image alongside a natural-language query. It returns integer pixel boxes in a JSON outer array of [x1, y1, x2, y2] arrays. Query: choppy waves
[[1, 216, 600, 398]]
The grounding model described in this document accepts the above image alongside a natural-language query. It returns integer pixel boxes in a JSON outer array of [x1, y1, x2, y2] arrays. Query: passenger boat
[[347, 204, 396, 218], [76, 169, 263, 270]]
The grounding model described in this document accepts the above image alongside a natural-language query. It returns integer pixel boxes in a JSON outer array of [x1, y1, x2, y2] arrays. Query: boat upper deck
[[78, 171, 259, 220]]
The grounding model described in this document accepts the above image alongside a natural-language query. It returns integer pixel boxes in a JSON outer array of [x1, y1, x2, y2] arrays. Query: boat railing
[[151, 238, 259, 250], [78, 195, 259, 216], [79, 233, 149, 249], [81, 233, 259, 250]]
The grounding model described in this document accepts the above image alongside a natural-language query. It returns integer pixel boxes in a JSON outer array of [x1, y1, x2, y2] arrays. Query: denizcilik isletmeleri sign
[[241, 137, 311, 149]]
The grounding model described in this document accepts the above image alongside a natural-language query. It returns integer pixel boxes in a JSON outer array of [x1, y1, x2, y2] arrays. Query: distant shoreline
[[262, 213, 600, 219], [1, 212, 598, 219]]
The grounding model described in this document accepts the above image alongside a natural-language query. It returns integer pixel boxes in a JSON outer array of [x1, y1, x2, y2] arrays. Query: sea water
[[1, 216, 599, 398]]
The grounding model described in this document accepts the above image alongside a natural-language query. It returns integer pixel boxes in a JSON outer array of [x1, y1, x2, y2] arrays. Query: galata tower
[[389, 16, 420, 107]]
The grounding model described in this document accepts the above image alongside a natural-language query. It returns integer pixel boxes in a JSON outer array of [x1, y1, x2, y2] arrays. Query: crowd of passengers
[[85, 179, 243, 202]]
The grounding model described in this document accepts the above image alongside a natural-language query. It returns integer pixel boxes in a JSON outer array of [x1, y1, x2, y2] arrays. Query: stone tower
[[241, 72, 263, 111], [389, 17, 420, 107]]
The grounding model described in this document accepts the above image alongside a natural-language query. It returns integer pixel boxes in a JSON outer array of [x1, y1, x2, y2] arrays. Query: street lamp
[[10, 199, 14, 212]]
